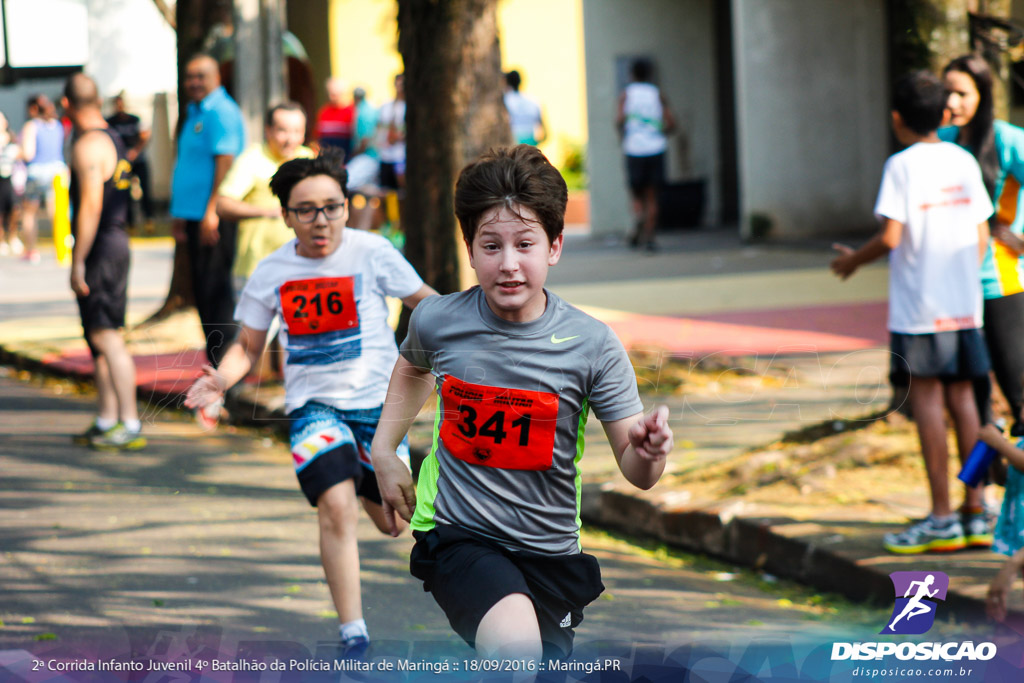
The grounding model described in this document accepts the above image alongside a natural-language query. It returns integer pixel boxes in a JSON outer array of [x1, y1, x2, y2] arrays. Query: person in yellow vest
[[211, 102, 313, 398], [217, 102, 314, 295]]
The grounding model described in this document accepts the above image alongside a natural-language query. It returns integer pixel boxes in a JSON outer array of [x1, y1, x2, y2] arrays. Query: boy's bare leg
[[318, 481, 363, 624], [91, 353, 119, 424], [475, 593, 542, 662], [909, 377, 952, 516], [641, 186, 659, 244], [945, 379, 984, 509], [21, 199, 38, 254], [87, 328, 138, 424]]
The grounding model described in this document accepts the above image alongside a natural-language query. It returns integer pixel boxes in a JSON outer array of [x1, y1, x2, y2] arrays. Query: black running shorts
[[77, 237, 130, 343], [890, 328, 991, 383], [410, 524, 604, 660]]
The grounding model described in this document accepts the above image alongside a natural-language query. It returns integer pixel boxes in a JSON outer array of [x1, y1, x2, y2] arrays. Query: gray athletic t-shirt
[[401, 286, 643, 555]]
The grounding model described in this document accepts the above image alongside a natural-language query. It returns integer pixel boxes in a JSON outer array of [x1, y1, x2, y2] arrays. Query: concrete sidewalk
[[2, 229, 1021, 635]]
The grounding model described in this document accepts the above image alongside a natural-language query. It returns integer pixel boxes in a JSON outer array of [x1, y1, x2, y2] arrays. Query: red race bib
[[439, 375, 559, 470], [279, 277, 358, 336]]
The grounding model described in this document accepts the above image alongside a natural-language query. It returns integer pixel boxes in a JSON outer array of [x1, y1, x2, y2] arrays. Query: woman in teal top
[[941, 54, 1024, 438]]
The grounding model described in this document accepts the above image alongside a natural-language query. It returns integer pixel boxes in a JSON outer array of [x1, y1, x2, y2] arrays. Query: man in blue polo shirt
[[170, 54, 245, 367]]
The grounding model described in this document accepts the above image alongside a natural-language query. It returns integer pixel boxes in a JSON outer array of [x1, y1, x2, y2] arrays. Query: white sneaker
[[962, 508, 994, 548], [9, 236, 23, 256]]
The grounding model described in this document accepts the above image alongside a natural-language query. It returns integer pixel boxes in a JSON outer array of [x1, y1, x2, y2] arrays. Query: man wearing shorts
[[64, 74, 145, 450], [616, 58, 675, 252], [186, 150, 436, 656]]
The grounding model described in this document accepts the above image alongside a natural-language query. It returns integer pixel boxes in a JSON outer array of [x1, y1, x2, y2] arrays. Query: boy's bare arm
[[660, 94, 677, 135], [216, 194, 281, 221], [615, 92, 626, 137], [987, 547, 1024, 622], [370, 356, 436, 536], [978, 423, 1024, 471], [184, 325, 267, 410], [831, 218, 904, 280], [401, 284, 439, 310], [601, 405, 673, 490], [69, 134, 111, 297], [978, 220, 992, 263], [989, 219, 1024, 256]]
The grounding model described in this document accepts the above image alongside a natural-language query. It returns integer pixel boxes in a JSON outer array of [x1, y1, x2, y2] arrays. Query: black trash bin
[[659, 179, 706, 229]]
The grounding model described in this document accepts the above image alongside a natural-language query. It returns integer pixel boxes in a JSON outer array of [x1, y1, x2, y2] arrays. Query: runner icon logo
[[881, 571, 949, 635]]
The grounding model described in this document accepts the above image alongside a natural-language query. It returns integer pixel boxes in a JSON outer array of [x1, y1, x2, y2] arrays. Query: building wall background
[[731, 0, 888, 238], [582, 0, 719, 236], [85, 0, 178, 201], [324, 0, 586, 171], [0, 0, 178, 201]]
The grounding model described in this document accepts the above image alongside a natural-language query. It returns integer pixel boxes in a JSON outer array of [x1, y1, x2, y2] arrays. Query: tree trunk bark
[[148, 0, 233, 322], [972, 0, 1012, 121], [397, 0, 509, 299], [888, 0, 971, 82], [888, 1, 1012, 119]]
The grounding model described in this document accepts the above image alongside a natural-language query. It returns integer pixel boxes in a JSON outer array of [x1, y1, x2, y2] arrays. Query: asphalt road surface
[[0, 369, 889, 660]]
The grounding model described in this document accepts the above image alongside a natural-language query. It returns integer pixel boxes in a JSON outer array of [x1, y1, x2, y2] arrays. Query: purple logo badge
[[881, 571, 949, 635]]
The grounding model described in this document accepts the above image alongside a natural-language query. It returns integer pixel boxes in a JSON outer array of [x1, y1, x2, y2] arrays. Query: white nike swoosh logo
[[551, 334, 580, 344]]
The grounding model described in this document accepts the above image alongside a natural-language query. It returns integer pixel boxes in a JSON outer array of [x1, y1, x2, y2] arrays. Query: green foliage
[[560, 143, 588, 191]]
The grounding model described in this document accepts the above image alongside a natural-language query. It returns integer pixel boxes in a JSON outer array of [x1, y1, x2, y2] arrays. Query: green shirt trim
[[410, 393, 443, 532]]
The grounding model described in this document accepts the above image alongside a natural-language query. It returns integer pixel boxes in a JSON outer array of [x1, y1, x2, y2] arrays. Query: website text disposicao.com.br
[[851, 664, 978, 678], [835, 640, 996, 679]]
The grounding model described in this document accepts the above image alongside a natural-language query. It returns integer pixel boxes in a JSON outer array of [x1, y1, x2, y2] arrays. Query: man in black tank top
[[63, 73, 145, 451]]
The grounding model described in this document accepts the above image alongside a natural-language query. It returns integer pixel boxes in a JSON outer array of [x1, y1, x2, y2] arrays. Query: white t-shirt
[[622, 82, 667, 157], [376, 99, 406, 164], [874, 141, 993, 333], [503, 90, 542, 144], [234, 229, 424, 413]]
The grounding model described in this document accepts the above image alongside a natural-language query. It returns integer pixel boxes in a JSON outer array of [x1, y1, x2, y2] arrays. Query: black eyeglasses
[[286, 202, 346, 223]]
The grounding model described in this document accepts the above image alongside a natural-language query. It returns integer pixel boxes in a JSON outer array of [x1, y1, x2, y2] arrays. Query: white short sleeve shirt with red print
[[874, 141, 994, 334], [234, 229, 424, 414]]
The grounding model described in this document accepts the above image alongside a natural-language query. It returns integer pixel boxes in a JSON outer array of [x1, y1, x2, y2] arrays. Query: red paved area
[[41, 348, 206, 395], [688, 301, 889, 346], [582, 300, 887, 357], [36, 301, 889, 389]]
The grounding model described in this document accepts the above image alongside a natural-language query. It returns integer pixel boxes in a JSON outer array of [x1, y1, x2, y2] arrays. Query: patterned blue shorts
[[289, 402, 410, 506]]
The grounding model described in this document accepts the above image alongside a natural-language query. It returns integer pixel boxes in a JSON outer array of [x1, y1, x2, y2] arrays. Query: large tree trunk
[[888, 0, 1012, 118], [888, 0, 970, 80], [970, 0, 1012, 121], [397, 0, 510, 298], [148, 0, 233, 322]]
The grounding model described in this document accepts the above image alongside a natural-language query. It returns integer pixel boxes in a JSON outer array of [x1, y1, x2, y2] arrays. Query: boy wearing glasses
[[185, 149, 436, 655]]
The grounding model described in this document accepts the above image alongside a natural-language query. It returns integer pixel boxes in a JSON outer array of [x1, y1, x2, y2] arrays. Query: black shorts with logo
[[410, 524, 604, 660]]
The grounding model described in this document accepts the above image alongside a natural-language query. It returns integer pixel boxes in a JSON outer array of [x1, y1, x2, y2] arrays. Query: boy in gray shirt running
[[371, 145, 673, 662]]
